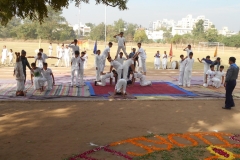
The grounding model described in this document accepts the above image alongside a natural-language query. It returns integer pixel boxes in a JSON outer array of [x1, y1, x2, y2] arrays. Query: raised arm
[[51, 73, 55, 85], [113, 34, 119, 38], [197, 58, 202, 63], [109, 65, 113, 72]]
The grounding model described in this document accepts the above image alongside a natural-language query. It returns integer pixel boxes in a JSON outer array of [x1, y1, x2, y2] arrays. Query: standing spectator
[[48, 43, 53, 56], [20, 50, 32, 83], [1, 45, 8, 65]]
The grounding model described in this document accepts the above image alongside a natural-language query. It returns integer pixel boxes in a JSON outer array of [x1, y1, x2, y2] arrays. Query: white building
[[72, 23, 91, 36], [172, 26, 193, 36], [218, 27, 237, 37], [145, 30, 164, 41], [151, 19, 176, 31]]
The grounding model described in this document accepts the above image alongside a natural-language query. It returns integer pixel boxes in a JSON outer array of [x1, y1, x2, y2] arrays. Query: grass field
[[0, 41, 239, 71]]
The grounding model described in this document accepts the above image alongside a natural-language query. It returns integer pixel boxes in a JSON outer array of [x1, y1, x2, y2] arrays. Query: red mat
[[90, 82, 188, 96]]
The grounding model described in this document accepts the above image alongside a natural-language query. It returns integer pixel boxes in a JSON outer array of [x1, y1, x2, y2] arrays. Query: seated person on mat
[[95, 70, 118, 86], [111, 79, 127, 98], [41, 63, 55, 90], [212, 65, 225, 88], [204, 65, 216, 87]]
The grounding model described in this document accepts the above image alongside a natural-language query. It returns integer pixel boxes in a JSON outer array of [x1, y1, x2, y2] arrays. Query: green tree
[[0, 17, 21, 38], [0, 0, 128, 25], [205, 28, 219, 42], [192, 20, 205, 41], [85, 23, 95, 30], [171, 34, 182, 48], [163, 28, 173, 43], [89, 23, 105, 41], [133, 30, 148, 43], [125, 23, 138, 42]]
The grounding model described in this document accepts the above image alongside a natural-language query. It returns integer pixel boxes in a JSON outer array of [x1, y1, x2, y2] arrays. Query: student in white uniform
[[212, 65, 225, 88], [114, 32, 128, 58], [78, 52, 85, 86], [8, 49, 14, 65], [41, 63, 55, 90], [68, 39, 80, 57], [95, 50, 102, 82], [122, 58, 135, 80], [95, 70, 118, 86], [133, 72, 152, 86], [56, 45, 65, 67], [197, 56, 211, 83], [30, 63, 45, 91], [108, 56, 123, 81], [178, 55, 188, 86], [154, 51, 161, 69], [162, 51, 168, 69], [1, 45, 8, 64], [71, 51, 80, 87], [64, 45, 71, 67], [183, 44, 192, 57], [56, 43, 60, 57], [48, 43, 53, 56], [115, 52, 127, 65], [14, 52, 26, 96], [205, 65, 216, 87], [112, 79, 127, 97], [133, 43, 147, 75], [83, 51, 88, 69], [183, 52, 194, 87], [100, 42, 113, 73]]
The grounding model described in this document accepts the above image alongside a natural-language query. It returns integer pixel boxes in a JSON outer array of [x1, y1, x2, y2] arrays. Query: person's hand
[[96, 67, 98, 70], [224, 82, 226, 88]]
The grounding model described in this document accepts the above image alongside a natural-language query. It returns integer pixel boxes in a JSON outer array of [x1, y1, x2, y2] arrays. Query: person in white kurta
[[154, 51, 161, 69], [134, 43, 147, 75], [205, 65, 216, 86], [122, 58, 135, 80], [162, 52, 168, 69], [71, 51, 80, 87], [30, 63, 45, 91], [183, 45, 192, 57], [108, 57, 123, 81], [115, 52, 127, 65], [96, 70, 118, 86], [14, 52, 25, 93], [8, 49, 14, 65], [95, 50, 102, 81], [83, 52, 88, 69], [183, 52, 194, 87], [212, 66, 225, 88], [100, 42, 113, 73], [197, 56, 211, 83], [133, 72, 152, 86], [114, 32, 128, 58], [48, 43, 53, 56], [1, 45, 8, 64], [64, 45, 71, 67], [56, 45, 65, 67], [41, 63, 55, 90], [114, 79, 127, 95], [178, 55, 187, 86], [78, 52, 85, 86]]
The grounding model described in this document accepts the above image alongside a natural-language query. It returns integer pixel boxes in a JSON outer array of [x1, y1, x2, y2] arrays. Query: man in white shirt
[[133, 43, 147, 75], [83, 51, 88, 69], [64, 45, 71, 67], [197, 56, 211, 83], [68, 39, 80, 56], [178, 55, 187, 86], [95, 70, 118, 86], [48, 43, 53, 56], [183, 52, 194, 87], [71, 51, 80, 87], [95, 50, 102, 81], [78, 52, 85, 86], [108, 56, 123, 81], [1, 45, 8, 64], [114, 32, 128, 58], [212, 65, 225, 88], [115, 52, 127, 65], [100, 42, 113, 73], [122, 58, 135, 80], [162, 51, 168, 70], [56, 45, 65, 67], [205, 65, 216, 87], [112, 79, 127, 98], [56, 43, 60, 57], [41, 63, 55, 90], [183, 45, 192, 57]]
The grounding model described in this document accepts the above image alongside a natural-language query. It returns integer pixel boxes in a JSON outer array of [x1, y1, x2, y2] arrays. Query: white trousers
[[71, 69, 79, 86], [178, 71, 184, 85], [84, 59, 88, 69], [1, 56, 6, 64], [140, 76, 151, 86], [183, 70, 192, 87], [117, 68, 123, 80], [141, 59, 146, 72], [116, 46, 128, 57], [42, 78, 53, 90], [203, 73, 207, 83], [162, 59, 167, 69], [97, 77, 107, 86], [33, 77, 45, 90], [122, 66, 129, 80], [64, 57, 70, 67], [9, 56, 13, 64], [16, 79, 25, 91], [56, 57, 64, 66], [79, 69, 84, 86], [100, 59, 106, 72], [212, 77, 221, 88], [96, 66, 101, 81], [49, 50, 52, 56]]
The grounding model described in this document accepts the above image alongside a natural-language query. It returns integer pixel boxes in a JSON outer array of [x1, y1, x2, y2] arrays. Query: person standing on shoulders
[[68, 39, 80, 57], [183, 45, 192, 57], [223, 57, 239, 110], [114, 32, 128, 59]]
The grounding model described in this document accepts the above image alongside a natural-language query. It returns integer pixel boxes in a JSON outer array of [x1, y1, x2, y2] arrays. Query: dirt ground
[[0, 100, 240, 160]]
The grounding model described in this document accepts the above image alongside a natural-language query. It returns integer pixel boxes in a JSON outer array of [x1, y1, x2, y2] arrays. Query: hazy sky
[[62, 0, 240, 32]]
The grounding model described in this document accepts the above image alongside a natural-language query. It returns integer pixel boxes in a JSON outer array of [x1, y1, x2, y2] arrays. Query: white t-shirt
[[206, 69, 215, 79], [185, 48, 192, 57], [115, 79, 127, 93], [71, 57, 80, 70], [42, 68, 52, 80], [214, 71, 225, 79], [110, 60, 123, 70], [179, 59, 187, 72], [163, 54, 167, 59], [116, 57, 127, 65], [123, 59, 134, 68], [102, 72, 114, 79], [185, 58, 194, 71], [79, 57, 85, 69], [68, 44, 80, 54], [56, 46, 60, 53], [137, 48, 146, 59], [64, 48, 71, 58], [58, 48, 65, 58], [102, 47, 110, 59], [8, 52, 13, 58], [202, 60, 210, 74], [95, 55, 102, 67], [116, 36, 125, 46], [49, 45, 53, 51], [2, 48, 8, 58]]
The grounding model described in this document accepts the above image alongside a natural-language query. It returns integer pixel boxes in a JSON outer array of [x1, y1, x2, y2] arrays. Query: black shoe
[[232, 105, 235, 107], [222, 107, 231, 110], [94, 81, 97, 86]]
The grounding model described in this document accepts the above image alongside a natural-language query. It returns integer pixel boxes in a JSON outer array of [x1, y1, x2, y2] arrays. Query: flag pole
[[105, 5, 107, 47]]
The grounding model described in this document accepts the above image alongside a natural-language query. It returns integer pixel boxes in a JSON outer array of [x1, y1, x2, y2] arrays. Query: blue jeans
[[225, 80, 236, 108]]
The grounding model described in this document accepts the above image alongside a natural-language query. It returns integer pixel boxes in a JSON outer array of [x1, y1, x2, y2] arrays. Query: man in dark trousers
[[127, 48, 138, 79], [223, 57, 239, 110], [20, 50, 32, 83]]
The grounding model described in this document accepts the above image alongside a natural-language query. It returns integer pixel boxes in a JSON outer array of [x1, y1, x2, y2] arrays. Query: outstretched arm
[[113, 34, 119, 38], [197, 58, 202, 63], [48, 56, 59, 59]]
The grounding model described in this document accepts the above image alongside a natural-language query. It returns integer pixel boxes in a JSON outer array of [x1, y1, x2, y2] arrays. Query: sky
[[62, 0, 240, 32]]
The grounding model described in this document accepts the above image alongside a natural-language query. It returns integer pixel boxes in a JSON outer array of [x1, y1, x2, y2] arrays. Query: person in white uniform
[[83, 51, 88, 69], [14, 52, 25, 96], [100, 42, 113, 73], [122, 58, 135, 80], [78, 52, 85, 86], [113, 79, 127, 97], [133, 43, 147, 75], [162, 51, 168, 69], [1, 45, 8, 65], [114, 32, 128, 58], [56, 45, 65, 67], [183, 44, 192, 57], [8, 49, 14, 65], [154, 51, 161, 69], [30, 63, 45, 91], [48, 43, 53, 56], [205, 65, 216, 87], [95, 50, 102, 82], [197, 56, 211, 83], [95, 70, 118, 86], [212, 65, 225, 88], [56, 43, 60, 57], [71, 51, 80, 87], [183, 52, 194, 87], [133, 72, 152, 86], [68, 39, 80, 57], [41, 63, 55, 90], [115, 52, 127, 65], [108, 56, 123, 81], [178, 55, 188, 86], [64, 45, 71, 67]]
